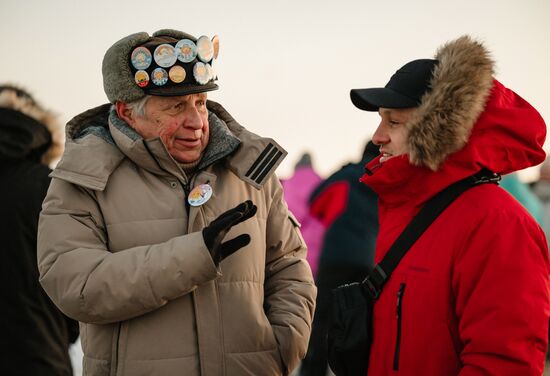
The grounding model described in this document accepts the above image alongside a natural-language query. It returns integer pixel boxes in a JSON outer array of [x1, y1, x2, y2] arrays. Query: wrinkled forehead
[[147, 92, 209, 110], [157, 92, 208, 102]]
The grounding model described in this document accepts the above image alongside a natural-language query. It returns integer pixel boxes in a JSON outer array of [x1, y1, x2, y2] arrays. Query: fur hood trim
[[407, 35, 495, 170], [0, 85, 63, 165]]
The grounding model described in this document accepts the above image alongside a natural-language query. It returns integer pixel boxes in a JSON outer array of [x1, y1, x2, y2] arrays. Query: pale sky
[[2, 0, 549, 180]]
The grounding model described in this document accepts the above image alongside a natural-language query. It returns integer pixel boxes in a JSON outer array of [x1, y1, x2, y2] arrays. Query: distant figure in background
[[300, 141, 379, 376], [0, 85, 79, 375], [532, 160, 550, 361], [281, 152, 324, 277], [500, 172, 544, 225]]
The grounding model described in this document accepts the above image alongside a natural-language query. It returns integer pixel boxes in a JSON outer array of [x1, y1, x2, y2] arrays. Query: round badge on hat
[[134, 70, 150, 87], [210, 65, 218, 80], [197, 36, 214, 63], [176, 39, 198, 63], [151, 67, 169, 86], [154, 44, 177, 68], [193, 62, 211, 85], [169, 65, 186, 83], [205, 64, 214, 81], [131, 47, 152, 70], [188, 183, 213, 206], [212, 35, 220, 59]]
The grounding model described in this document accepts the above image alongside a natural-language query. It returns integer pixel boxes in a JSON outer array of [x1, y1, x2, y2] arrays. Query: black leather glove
[[202, 200, 257, 265]]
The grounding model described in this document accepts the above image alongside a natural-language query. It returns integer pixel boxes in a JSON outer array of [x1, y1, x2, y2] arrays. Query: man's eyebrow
[[162, 99, 179, 107]]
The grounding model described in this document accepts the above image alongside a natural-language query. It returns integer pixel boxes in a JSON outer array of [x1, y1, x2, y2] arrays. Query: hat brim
[[350, 88, 419, 112], [146, 82, 219, 97]]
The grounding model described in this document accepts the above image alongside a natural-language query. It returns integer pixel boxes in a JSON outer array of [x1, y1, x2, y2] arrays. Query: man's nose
[[182, 106, 203, 129], [372, 123, 389, 145]]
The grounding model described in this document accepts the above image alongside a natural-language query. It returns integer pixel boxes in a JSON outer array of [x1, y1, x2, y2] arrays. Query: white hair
[[125, 95, 151, 117]]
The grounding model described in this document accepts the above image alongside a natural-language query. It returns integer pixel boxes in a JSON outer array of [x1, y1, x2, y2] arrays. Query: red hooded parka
[[361, 36, 550, 375]]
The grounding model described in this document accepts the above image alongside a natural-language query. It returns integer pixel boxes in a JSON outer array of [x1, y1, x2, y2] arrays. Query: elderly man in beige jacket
[[37, 29, 316, 376]]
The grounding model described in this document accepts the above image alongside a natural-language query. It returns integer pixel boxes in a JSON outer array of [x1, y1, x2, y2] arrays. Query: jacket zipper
[[182, 180, 191, 214], [393, 283, 406, 371]]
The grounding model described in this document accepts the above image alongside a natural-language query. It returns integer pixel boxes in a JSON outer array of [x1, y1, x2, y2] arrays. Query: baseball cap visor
[[350, 88, 419, 112]]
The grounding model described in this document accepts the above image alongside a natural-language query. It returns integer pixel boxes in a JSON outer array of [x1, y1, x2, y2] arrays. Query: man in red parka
[[350, 35, 550, 375]]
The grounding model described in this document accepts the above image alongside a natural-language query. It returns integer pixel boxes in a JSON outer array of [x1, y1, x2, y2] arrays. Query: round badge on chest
[[188, 184, 213, 206]]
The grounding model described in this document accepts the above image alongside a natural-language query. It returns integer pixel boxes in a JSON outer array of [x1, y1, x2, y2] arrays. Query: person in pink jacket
[[349, 35, 549, 375], [281, 153, 324, 277]]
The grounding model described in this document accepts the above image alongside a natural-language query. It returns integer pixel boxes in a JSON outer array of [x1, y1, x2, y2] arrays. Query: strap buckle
[[471, 169, 501, 185], [362, 265, 387, 300]]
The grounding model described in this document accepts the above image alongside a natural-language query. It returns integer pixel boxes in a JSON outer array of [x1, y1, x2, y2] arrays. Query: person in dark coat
[[300, 141, 379, 376], [0, 85, 79, 375]]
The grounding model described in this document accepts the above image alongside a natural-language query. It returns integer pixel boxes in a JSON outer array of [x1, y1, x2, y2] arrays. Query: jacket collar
[[51, 104, 125, 190]]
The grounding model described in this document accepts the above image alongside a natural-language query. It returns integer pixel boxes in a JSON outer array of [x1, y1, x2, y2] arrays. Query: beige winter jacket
[[37, 101, 316, 376]]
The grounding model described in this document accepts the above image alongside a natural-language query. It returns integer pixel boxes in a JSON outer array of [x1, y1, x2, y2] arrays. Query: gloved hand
[[202, 200, 257, 265]]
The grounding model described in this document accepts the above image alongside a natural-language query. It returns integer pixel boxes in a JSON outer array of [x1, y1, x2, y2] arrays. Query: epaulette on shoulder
[[229, 139, 287, 189], [206, 100, 288, 189], [244, 141, 286, 187]]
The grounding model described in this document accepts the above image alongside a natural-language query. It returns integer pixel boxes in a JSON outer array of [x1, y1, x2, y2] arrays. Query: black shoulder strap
[[363, 169, 500, 299]]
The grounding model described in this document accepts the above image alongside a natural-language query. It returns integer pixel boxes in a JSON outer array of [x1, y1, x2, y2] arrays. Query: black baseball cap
[[350, 59, 438, 111]]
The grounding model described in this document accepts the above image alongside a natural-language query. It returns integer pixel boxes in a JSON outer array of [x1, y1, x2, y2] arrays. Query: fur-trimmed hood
[[408, 36, 495, 170], [0, 85, 64, 165]]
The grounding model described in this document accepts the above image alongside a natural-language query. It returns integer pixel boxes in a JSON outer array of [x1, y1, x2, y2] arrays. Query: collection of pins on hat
[[131, 35, 219, 88]]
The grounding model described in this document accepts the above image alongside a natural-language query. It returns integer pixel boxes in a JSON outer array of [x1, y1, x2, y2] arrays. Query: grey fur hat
[[102, 29, 219, 104]]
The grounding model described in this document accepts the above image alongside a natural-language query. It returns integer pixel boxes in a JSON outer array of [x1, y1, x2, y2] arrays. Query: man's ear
[[115, 101, 135, 126]]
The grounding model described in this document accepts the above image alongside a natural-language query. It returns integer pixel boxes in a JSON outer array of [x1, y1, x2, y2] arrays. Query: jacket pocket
[[393, 283, 406, 371]]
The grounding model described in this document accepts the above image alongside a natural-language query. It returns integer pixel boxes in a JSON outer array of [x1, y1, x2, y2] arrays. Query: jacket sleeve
[[454, 209, 550, 375], [263, 175, 317, 374], [37, 178, 219, 325]]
